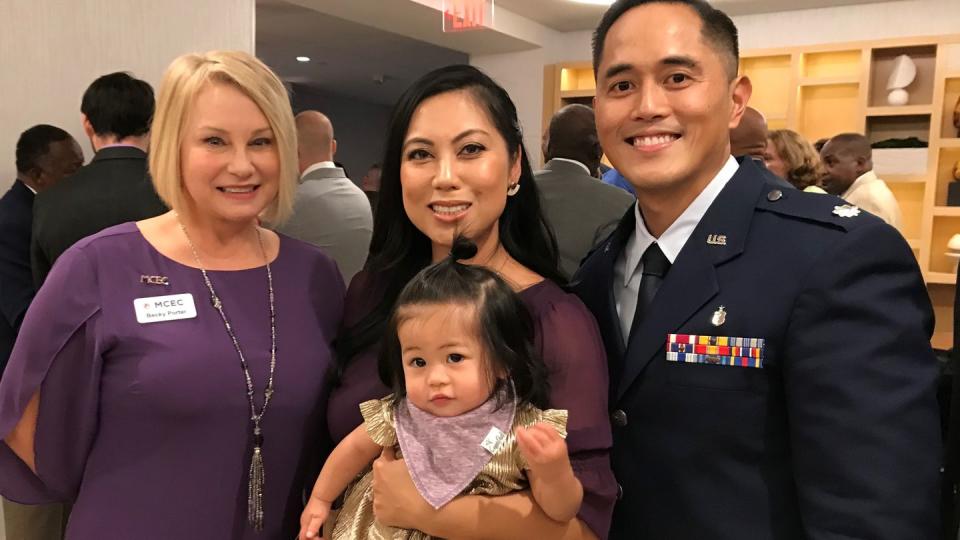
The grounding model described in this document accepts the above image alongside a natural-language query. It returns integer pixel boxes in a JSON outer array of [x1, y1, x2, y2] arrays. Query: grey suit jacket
[[534, 159, 635, 278], [277, 166, 373, 282]]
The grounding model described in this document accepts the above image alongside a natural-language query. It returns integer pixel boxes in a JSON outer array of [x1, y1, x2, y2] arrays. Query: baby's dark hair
[[377, 237, 550, 410]]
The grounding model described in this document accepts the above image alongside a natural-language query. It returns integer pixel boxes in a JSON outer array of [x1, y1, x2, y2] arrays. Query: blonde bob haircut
[[767, 129, 825, 191], [149, 50, 297, 224]]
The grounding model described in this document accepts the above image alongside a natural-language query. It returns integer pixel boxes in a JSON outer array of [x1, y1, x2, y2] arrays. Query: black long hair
[[378, 238, 550, 409], [335, 64, 562, 374]]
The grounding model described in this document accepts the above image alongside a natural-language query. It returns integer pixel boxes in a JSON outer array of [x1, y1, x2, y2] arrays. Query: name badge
[[134, 293, 197, 324], [480, 426, 506, 454]]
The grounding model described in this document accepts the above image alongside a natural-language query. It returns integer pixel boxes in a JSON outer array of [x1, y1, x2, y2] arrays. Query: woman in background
[[0, 51, 344, 539], [764, 129, 827, 193], [327, 64, 616, 540]]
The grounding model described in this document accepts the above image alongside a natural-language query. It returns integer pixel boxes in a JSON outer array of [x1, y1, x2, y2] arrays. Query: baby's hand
[[298, 496, 332, 540], [515, 423, 572, 478]]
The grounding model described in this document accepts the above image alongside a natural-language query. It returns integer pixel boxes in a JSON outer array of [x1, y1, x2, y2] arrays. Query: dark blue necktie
[[629, 242, 671, 340]]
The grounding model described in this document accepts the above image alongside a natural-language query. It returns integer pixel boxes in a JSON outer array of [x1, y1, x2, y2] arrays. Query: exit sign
[[442, 0, 494, 32]]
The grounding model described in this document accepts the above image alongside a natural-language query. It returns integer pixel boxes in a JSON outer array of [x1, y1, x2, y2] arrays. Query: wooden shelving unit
[[544, 34, 960, 349]]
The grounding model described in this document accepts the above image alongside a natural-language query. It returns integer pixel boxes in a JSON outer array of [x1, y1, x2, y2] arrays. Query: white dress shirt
[[547, 157, 592, 175], [299, 160, 337, 181], [614, 156, 739, 341]]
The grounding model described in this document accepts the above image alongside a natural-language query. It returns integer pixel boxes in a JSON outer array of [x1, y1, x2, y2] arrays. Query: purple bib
[[395, 392, 516, 509]]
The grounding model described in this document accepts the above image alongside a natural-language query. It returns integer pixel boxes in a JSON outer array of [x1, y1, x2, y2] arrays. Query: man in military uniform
[[573, 1, 940, 538]]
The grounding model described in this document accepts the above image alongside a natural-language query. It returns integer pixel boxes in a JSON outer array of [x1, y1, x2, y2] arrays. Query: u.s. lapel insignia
[[711, 306, 727, 327], [706, 234, 727, 246], [832, 204, 860, 218], [140, 275, 170, 286]]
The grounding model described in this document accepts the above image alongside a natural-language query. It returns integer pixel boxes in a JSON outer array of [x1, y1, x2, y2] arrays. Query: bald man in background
[[729, 106, 767, 161], [536, 104, 634, 277], [277, 110, 373, 282], [821, 133, 902, 229]]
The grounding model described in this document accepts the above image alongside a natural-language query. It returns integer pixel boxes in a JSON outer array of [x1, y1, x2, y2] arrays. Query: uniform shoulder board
[[755, 183, 882, 232]]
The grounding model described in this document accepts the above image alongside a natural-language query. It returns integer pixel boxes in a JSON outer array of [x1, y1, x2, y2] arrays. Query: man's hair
[[592, 0, 740, 80], [546, 104, 601, 169], [80, 72, 155, 138], [15, 124, 73, 174], [825, 133, 872, 160]]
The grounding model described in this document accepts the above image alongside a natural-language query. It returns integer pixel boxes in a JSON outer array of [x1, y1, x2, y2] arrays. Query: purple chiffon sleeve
[[0, 246, 104, 503], [529, 287, 617, 539]]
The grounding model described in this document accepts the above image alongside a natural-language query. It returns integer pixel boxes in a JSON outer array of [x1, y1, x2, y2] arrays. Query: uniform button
[[611, 409, 628, 427], [767, 189, 783, 202]]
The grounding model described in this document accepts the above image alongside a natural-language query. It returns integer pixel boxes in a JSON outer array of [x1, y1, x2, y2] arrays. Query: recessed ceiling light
[[296, 56, 311, 62]]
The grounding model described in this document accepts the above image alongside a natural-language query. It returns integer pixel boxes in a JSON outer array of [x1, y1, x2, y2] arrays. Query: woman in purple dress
[[0, 51, 344, 539], [328, 65, 617, 539]]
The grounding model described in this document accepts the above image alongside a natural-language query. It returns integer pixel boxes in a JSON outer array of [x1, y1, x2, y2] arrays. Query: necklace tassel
[[248, 445, 265, 531]]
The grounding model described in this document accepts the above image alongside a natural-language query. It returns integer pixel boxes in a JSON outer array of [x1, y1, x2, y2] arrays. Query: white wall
[[289, 84, 393, 183], [471, 0, 960, 166], [0, 0, 255, 189]]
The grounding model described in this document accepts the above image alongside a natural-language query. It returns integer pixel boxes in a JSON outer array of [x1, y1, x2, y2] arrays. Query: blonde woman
[[0, 51, 344, 539], [764, 129, 827, 193]]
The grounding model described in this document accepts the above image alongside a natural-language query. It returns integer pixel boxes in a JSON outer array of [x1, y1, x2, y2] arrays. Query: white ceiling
[[496, 0, 898, 32], [256, 0, 902, 105], [256, 0, 468, 105]]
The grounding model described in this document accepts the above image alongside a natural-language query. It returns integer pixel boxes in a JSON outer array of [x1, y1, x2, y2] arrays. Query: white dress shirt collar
[[300, 161, 338, 181], [841, 169, 878, 199], [620, 155, 739, 287], [547, 157, 592, 176]]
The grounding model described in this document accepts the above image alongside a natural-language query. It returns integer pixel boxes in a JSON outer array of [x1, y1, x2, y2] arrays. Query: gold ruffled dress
[[331, 396, 568, 540]]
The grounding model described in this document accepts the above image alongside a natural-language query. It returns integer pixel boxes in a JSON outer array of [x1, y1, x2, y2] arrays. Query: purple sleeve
[[533, 294, 617, 539], [0, 246, 104, 503]]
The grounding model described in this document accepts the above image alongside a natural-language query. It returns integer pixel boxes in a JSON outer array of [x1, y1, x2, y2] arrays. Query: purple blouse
[[326, 271, 617, 538], [0, 222, 345, 539]]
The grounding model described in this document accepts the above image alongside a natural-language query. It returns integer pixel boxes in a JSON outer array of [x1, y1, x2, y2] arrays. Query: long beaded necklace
[[177, 217, 277, 531]]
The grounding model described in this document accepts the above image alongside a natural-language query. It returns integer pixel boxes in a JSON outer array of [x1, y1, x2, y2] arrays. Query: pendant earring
[[507, 183, 520, 196]]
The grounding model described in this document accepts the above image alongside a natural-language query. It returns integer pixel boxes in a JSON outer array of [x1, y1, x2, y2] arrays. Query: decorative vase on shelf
[[947, 234, 960, 273], [947, 163, 960, 206], [886, 54, 917, 106]]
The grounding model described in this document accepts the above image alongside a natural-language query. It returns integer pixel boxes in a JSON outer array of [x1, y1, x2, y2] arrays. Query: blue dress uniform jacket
[[572, 158, 940, 539]]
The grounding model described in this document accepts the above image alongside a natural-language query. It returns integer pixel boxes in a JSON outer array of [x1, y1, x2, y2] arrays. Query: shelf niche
[[869, 45, 937, 108], [740, 55, 791, 124], [802, 49, 861, 79], [798, 83, 860, 142], [890, 182, 925, 241], [935, 147, 960, 207], [866, 114, 931, 177], [930, 215, 960, 275], [941, 77, 960, 140]]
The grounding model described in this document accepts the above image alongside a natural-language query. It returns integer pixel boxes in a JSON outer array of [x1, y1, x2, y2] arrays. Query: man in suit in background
[[31, 72, 166, 287], [574, 1, 940, 538], [535, 104, 634, 278], [1, 125, 83, 540], [821, 133, 902, 229], [278, 110, 372, 282], [0, 125, 82, 377]]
